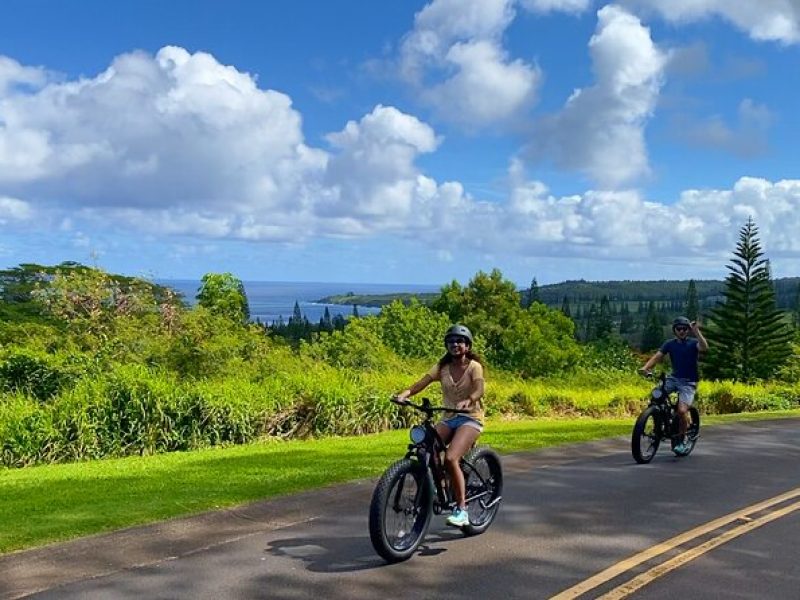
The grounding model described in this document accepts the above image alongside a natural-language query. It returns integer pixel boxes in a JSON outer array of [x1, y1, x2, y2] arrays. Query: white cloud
[[622, 0, 800, 44], [0, 47, 332, 240], [0, 47, 326, 209], [520, 0, 593, 15], [0, 56, 46, 94], [320, 105, 441, 230], [399, 0, 541, 127], [3, 46, 799, 274], [402, 0, 516, 73], [526, 5, 667, 188], [422, 41, 540, 126], [458, 171, 800, 262], [0, 48, 468, 243], [0, 196, 33, 224]]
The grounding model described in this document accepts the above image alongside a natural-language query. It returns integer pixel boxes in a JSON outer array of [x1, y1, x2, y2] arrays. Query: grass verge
[[2, 409, 799, 555]]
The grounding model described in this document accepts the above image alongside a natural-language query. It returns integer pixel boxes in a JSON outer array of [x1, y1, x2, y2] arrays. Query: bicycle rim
[[464, 452, 501, 527], [383, 469, 428, 551]]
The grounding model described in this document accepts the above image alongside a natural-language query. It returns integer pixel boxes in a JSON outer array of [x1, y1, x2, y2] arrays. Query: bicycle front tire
[[632, 406, 661, 464], [368, 458, 433, 563]]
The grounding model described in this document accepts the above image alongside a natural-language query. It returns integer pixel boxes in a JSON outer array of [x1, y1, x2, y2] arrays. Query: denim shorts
[[664, 376, 697, 406], [440, 414, 484, 432]]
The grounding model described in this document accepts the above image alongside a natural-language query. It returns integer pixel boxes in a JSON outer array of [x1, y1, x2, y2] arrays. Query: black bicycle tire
[[632, 406, 661, 464], [460, 446, 503, 537], [672, 407, 701, 457], [368, 458, 433, 563]]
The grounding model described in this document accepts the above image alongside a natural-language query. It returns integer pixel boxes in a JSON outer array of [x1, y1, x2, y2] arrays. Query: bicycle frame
[[646, 374, 682, 443]]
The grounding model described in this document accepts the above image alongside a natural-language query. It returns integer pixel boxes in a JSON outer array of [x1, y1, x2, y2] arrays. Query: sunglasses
[[446, 337, 468, 345], [674, 326, 689, 332]]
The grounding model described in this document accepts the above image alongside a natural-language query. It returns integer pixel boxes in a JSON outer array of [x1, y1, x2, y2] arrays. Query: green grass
[[2, 409, 799, 555]]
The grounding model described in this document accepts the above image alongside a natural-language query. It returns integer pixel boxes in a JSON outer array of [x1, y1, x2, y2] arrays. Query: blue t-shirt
[[660, 338, 700, 382]]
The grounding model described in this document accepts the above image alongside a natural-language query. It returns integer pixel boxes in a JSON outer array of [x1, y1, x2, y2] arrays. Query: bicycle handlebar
[[391, 396, 473, 415], [638, 370, 666, 383]]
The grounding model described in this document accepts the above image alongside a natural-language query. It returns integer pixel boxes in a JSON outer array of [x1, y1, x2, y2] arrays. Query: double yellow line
[[550, 487, 800, 600]]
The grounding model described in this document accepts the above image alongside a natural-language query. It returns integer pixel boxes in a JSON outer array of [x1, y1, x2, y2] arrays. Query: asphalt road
[[3, 418, 799, 599]]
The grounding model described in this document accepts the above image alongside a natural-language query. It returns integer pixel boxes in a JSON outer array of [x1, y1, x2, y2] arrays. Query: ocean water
[[159, 280, 439, 324]]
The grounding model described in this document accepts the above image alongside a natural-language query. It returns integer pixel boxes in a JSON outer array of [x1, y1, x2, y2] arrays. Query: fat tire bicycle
[[368, 397, 503, 563], [632, 372, 700, 464]]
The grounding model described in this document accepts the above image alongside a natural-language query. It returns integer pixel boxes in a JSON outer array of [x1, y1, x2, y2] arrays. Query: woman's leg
[[435, 421, 453, 445], [434, 422, 454, 492], [445, 425, 481, 509]]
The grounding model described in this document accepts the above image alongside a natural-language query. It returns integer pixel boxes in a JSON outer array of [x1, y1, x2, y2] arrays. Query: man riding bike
[[639, 316, 708, 452]]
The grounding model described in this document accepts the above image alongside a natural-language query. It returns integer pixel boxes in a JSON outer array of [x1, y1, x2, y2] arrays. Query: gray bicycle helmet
[[672, 316, 691, 331], [444, 324, 473, 346]]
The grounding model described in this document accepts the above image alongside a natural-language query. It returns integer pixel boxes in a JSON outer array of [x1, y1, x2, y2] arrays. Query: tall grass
[[2, 354, 800, 468]]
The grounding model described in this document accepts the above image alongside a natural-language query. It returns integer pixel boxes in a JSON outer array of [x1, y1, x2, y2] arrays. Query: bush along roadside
[[2, 359, 800, 468]]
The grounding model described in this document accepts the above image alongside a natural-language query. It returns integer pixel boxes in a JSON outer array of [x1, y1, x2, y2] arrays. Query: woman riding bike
[[393, 324, 485, 527]]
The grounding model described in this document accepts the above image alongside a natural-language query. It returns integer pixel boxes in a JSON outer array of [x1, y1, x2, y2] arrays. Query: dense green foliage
[[641, 301, 663, 351], [431, 269, 581, 376], [320, 275, 800, 350], [704, 218, 793, 381], [196, 272, 250, 323], [1, 258, 799, 470]]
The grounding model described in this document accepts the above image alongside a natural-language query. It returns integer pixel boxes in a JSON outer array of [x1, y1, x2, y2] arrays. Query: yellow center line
[[597, 499, 800, 599], [549, 487, 800, 600]]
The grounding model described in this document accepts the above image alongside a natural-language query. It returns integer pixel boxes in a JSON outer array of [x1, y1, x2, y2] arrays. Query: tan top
[[427, 359, 485, 422]]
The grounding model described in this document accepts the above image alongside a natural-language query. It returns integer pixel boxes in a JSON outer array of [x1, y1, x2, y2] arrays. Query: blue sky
[[1, 0, 799, 286]]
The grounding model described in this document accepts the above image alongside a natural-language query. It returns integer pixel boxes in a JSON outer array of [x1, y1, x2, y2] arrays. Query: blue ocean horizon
[[158, 280, 440, 324]]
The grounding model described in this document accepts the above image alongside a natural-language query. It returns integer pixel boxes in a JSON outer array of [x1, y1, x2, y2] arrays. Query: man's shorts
[[664, 376, 697, 406], [440, 414, 484, 432]]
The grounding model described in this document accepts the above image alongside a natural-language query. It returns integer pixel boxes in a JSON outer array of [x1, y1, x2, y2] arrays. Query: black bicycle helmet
[[672, 316, 691, 331], [444, 324, 473, 346]]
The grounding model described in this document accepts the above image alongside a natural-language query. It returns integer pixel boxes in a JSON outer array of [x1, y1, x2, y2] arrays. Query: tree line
[[2, 218, 798, 384]]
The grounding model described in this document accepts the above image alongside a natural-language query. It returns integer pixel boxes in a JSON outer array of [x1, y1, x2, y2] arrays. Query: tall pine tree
[[584, 303, 598, 342], [594, 295, 614, 340], [641, 301, 663, 351], [793, 282, 800, 329], [560, 295, 571, 319], [619, 303, 634, 335], [685, 279, 699, 321], [526, 277, 540, 308], [704, 218, 792, 381]]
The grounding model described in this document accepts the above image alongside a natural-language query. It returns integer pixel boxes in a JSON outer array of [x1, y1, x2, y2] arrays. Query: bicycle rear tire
[[461, 446, 503, 536], [672, 407, 700, 457]]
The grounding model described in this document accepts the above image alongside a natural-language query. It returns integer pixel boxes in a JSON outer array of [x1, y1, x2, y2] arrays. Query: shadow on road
[[265, 527, 466, 573]]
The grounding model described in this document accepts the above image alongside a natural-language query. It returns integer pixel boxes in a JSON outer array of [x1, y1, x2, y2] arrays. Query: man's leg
[[676, 401, 689, 438], [677, 382, 697, 441]]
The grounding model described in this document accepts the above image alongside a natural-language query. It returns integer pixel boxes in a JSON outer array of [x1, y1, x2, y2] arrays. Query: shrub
[[0, 350, 78, 402], [698, 381, 799, 414], [579, 338, 640, 373], [301, 317, 398, 371], [375, 299, 451, 361], [0, 394, 56, 467]]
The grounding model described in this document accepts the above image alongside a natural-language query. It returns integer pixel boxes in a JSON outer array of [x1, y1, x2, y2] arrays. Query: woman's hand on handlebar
[[391, 393, 410, 405]]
